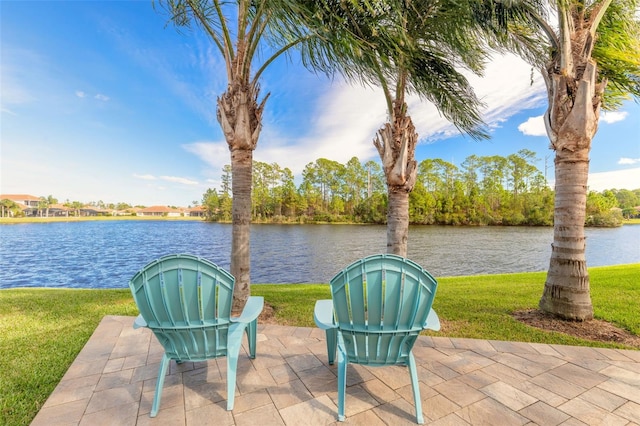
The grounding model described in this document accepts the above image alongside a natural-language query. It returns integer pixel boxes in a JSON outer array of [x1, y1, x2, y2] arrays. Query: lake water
[[0, 221, 638, 289]]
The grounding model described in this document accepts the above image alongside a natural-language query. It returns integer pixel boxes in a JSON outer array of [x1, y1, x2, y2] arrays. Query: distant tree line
[[200, 150, 640, 227]]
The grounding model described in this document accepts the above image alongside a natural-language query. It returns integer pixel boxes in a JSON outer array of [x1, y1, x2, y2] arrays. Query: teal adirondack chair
[[314, 254, 440, 424], [129, 254, 263, 417]]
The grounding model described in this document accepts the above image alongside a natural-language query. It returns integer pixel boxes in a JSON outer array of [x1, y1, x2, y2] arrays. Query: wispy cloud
[[1, 107, 17, 116], [467, 54, 546, 128], [75, 90, 110, 102], [1, 79, 35, 105], [0, 48, 39, 107], [587, 168, 640, 191], [183, 141, 229, 172], [518, 115, 546, 137], [133, 173, 197, 185], [601, 111, 628, 124], [160, 176, 199, 185], [619, 158, 640, 165], [101, 20, 219, 125]]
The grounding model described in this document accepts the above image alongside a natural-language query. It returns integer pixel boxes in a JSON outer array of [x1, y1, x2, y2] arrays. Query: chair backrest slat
[[129, 254, 235, 361], [330, 254, 438, 365]]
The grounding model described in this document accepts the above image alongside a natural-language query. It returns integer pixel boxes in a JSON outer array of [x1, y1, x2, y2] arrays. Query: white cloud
[[133, 173, 156, 180], [586, 168, 640, 191], [518, 115, 547, 136], [388, 53, 547, 142], [76, 91, 110, 101], [1, 107, 17, 115], [517, 109, 629, 138], [467, 54, 547, 127], [601, 111, 628, 124], [263, 53, 547, 175], [160, 176, 199, 185], [182, 84, 384, 177], [256, 81, 386, 173], [134, 173, 198, 186], [183, 53, 550, 180], [183, 141, 229, 171], [619, 158, 640, 165]]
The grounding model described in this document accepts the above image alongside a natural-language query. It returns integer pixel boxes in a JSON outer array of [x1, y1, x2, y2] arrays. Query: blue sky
[[2, 1, 639, 207]]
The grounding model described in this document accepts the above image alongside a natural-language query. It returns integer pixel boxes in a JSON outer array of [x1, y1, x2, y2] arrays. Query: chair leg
[[226, 349, 240, 410], [337, 345, 347, 421], [408, 352, 424, 424], [150, 353, 171, 417], [226, 322, 248, 410], [245, 319, 258, 359], [325, 328, 337, 365]]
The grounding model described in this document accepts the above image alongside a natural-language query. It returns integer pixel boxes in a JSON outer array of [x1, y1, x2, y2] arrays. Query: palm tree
[[372, 2, 491, 256], [154, 1, 280, 310], [1, 199, 19, 218], [154, 0, 399, 310], [311, 1, 544, 256], [38, 196, 57, 218], [530, 1, 640, 320]]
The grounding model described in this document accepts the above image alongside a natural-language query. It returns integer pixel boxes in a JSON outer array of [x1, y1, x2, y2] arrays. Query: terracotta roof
[[140, 205, 181, 213], [0, 194, 41, 201], [80, 206, 110, 212]]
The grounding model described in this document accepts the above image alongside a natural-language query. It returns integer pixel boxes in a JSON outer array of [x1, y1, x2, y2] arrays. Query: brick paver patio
[[31, 315, 640, 425]]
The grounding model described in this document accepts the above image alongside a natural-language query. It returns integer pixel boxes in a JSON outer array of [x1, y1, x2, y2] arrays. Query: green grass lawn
[[1, 264, 638, 425]]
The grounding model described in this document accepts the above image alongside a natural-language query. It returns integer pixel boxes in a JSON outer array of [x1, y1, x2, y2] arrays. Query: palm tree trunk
[[374, 105, 418, 257], [387, 189, 409, 256], [539, 144, 593, 320], [230, 148, 252, 312]]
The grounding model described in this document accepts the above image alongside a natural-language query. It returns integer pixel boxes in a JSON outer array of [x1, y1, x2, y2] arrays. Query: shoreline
[[2, 215, 638, 226]]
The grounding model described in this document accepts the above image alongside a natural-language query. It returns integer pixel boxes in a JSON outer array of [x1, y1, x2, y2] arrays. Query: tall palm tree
[[154, 1, 297, 310], [530, 1, 640, 320], [373, 2, 491, 256], [154, 0, 404, 310], [311, 0, 544, 256]]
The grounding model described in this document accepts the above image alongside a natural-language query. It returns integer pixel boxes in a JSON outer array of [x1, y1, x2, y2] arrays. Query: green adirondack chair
[[314, 254, 440, 424], [129, 254, 263, 417]]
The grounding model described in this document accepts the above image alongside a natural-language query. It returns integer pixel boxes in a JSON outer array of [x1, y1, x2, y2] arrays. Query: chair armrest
[[423, 308, 441, 331], [314, 299, 336, 330], [232, 296, 264, 324], [133, 314, 147, 329]]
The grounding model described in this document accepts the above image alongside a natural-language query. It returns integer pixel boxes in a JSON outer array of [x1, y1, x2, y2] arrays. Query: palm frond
[[591, 0, 640, 108]]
